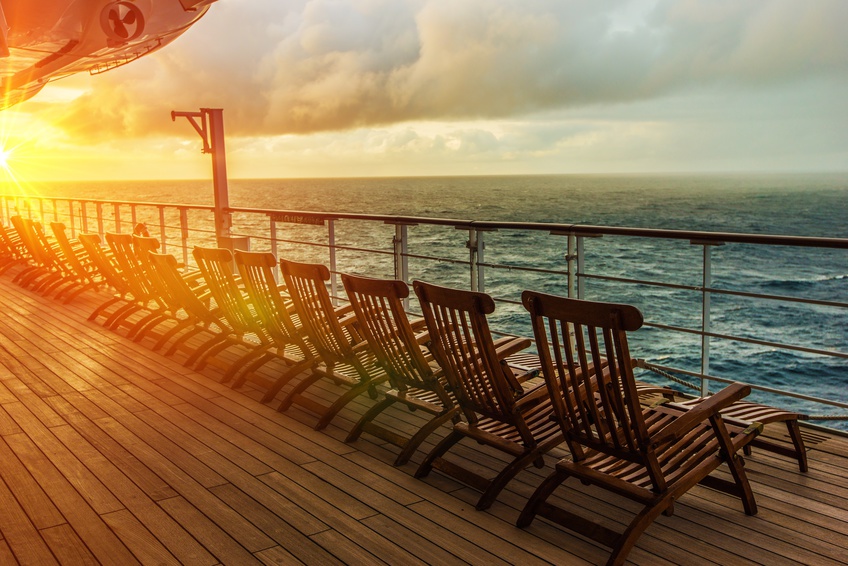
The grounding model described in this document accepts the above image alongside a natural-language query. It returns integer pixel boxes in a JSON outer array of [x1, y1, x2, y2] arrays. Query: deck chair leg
[[259, 359, 315, 404], [127, 311, 166, 340], [394, 407, 460, 467], [88, 296, 123, 322], [278, 373, 324, 412], [608, 501, 670, 566], [105, 302, 142, 330], [346, 397, 396, 443], [158, 321, 201, 352], [476, 450, 548, 511], [415, 429, 464, 479], [230, 351, 277, 388], [221, 344, 272, 384], [786, 420, 808, 472], [190, 335, 238, 369], [314, 379, 378, 431], [517, 468, 571, 527]]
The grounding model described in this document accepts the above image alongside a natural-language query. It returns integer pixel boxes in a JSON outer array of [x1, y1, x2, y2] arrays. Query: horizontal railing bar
[[478, 262, 569, 276], [229, 205, 848, 249], [583, 273, 848, 310], [643, 362, 848, 410], [8, 195, 848, 249], [647, 322, 848, 359]]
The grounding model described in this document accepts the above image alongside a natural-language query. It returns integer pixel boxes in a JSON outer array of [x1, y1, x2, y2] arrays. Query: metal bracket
[[171, 110, 211, 153]]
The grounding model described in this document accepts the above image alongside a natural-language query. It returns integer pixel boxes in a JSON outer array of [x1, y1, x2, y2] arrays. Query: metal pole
[[96, 202, 104, 239], [567, 233, 576, 298], [206, 108, 231, 241], [69, 202, 75, 237], [328, 219, 338, 306], [577, 235, 586, 299], [114, 204, 121, 233], [700, 243, 713, 397], [159, 206, 167, 254], [270, 217, 279, 282], [468, 228, 478, 292], [171, 108, 231, 243], [180, 207, 189, 267]]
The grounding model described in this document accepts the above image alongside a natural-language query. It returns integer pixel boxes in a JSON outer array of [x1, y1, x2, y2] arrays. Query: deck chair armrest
[[651, 382, 751, 447], [492, 336, 531, 361], [513, 381, 550, 409], [333, 303, 355, 317]]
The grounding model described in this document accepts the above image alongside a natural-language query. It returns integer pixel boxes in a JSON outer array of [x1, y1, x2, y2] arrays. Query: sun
[[0, 147, 11, 170]]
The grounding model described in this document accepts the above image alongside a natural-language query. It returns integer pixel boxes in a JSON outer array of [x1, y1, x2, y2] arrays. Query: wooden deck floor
[[1, 272, 847, 565]]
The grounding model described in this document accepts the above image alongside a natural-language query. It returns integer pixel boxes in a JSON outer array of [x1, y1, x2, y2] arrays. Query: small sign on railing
[[271, 213, 325, 226]]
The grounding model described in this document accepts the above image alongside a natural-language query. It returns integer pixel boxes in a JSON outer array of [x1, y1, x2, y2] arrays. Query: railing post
[[393, 223, 410, 308], [159, 206, 167, 254], [113, 203, 121, 233], [131, 205, 138, 231], [468, 228, 479, 292], [693, 240, 723, 396], [270, 216, 279, 281], [576, 235, 587, 299], [81, 202, 89, 233], [179, 207, 189, 267], [328, 219, 338, 306], [24, 199, 31, 218], [567, 233, 577, 298], [52, 200, 58, 223], [69, 202, 76, 237], [39, 199, 45, 223], [96, 202, 104, 239]]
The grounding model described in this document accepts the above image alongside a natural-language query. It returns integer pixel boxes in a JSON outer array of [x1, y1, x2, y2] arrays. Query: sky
[[1, 0, 847, 181]]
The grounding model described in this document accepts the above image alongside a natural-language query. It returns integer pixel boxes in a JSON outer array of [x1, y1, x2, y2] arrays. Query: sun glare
[[0, 147, 11, 170]]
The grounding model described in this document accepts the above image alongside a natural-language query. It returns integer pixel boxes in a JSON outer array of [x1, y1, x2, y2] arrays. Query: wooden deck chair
[[77, 233, 138, 326], [145, 251, 242, 365], [341, 274, 460, 466], [103, 232, 164, 333], [19, 219, 80, 296], [516, 291, 761, 566], [192, 246, 284, 378], [50, 222, 102, 303], [412, 280, 563, 511], [9, 216, 59, 290], [233, 250, 317, 402], [0, 222, 29, 275], [276, 258, 388, 431]]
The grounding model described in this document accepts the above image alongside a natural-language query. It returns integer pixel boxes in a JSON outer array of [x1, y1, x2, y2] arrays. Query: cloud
[[35, 0, 848, 145]]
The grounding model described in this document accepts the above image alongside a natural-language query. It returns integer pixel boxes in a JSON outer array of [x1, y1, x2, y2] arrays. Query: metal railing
[[3, 193, 847, 432]]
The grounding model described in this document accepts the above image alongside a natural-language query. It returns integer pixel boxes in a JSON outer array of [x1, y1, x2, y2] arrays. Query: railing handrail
[[5, 195, 847, 249]]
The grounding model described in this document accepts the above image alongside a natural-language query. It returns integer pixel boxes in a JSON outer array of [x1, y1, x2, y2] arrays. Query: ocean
[[23, 172, 848, 429]]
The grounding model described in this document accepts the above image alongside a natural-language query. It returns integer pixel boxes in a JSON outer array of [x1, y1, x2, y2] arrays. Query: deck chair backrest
[[51, 223, 90, 279], [106, 232, 156, 301], [342, 274, 438, 392], [279, 258, 353, 364], [0, 222, 23, 256], [147, 251, 225, 328], [413, 280, 523, 424], [193, 247, 257, 336], [10, 216, 42, 264], [78, 233, 127, 292], [522, 290, 651, 461], [234, 251, 308, 352]]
